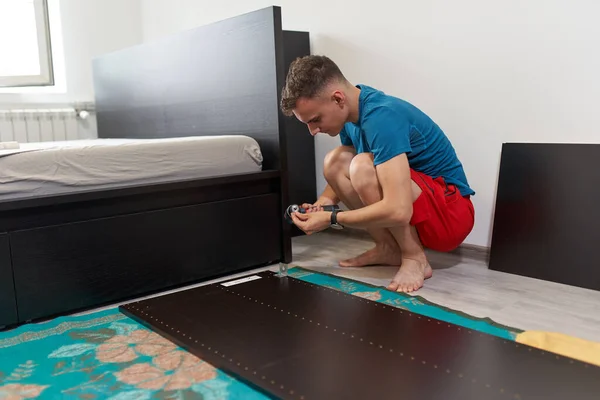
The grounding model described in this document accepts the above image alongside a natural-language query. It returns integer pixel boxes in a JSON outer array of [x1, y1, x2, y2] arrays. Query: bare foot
[[386, 257, 433, 293], [339, 243, 402, 268]]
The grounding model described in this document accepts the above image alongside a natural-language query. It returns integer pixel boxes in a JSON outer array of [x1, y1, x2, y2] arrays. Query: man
[[280, 55, 475, 293]]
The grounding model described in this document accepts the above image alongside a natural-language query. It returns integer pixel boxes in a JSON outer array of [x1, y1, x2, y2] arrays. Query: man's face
[[292, 91, 347, 137]]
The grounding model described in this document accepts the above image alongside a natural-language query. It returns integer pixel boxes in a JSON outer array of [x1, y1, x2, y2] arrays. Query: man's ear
[[332, 91, 344, 107]]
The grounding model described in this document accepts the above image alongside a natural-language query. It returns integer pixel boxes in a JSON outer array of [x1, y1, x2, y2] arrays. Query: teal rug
[[0, 267, 521, 399]]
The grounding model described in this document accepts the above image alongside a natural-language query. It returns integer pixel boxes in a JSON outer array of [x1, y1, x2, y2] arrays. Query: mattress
[[0, 136, 263, 201]]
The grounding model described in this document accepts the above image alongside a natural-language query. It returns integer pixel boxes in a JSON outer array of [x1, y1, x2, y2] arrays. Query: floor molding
[[450, 242, 490, 264]]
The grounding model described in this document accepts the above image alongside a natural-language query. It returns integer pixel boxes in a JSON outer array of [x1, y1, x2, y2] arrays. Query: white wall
[[141, 0, 600, 247], [0, 0, 143, 105]]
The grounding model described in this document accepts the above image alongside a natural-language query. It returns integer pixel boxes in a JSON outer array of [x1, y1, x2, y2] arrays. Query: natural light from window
[[0, 0, 41, 77], [0, 0, 54, 88]]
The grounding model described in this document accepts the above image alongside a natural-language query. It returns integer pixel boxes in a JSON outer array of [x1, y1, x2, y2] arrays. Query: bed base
[[0, 235, 17, 327], [121, 270, 600, 400], [0, 171, 289, 329]]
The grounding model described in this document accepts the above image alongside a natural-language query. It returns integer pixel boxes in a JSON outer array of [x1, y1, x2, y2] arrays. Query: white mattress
[[0, 136, 263, 201]]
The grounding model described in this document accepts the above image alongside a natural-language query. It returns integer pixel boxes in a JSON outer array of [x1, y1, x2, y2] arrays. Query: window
[[0, 0, 54, 87]]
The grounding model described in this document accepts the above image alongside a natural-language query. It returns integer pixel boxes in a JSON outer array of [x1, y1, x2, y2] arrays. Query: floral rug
[[0, 267, 521, 399]]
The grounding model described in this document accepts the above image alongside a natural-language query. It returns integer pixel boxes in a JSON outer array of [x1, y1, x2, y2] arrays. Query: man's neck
[[346, 84, 362, 123]]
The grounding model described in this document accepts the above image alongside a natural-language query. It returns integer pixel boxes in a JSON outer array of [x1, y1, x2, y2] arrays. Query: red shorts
[[410, 169, 475, 252]]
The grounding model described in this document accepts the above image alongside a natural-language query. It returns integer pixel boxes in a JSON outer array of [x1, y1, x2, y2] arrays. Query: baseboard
[[329, 227, 490, 264], [449, 242, 490, 264]]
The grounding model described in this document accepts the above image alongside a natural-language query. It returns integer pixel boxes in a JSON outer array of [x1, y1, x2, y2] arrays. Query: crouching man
[[281, 55, 475, 293]]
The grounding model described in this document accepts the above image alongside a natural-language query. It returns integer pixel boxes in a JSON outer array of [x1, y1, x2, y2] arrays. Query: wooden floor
[[291, 230, 600, 343]]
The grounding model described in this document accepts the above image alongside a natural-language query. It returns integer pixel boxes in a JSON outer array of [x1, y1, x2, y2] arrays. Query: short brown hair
[[280, 55, 346, 116]]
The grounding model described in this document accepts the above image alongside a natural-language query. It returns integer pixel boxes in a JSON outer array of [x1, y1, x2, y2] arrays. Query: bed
[[0, 136, 264, 200], [0, 6, 315, 329]]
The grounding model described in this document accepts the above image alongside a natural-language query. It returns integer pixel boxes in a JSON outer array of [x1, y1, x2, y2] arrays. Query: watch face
[[331, 223, 344, 230]]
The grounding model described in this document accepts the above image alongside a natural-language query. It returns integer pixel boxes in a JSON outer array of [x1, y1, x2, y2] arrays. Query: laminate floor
[[291, 230, 600, 343]]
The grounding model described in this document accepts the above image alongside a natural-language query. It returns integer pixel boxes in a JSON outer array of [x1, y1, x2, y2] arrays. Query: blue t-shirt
[[339, 85, 475, 196]]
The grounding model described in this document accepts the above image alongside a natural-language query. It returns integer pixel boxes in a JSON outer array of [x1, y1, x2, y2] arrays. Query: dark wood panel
[[489, 143, 600, 291], [282, 31, 315, 207], [92, 6, 284, 171], [12, 194, 282, 322], [282, 31, 315, 238], [0, 171, 279, 232], [122, 271, 600, 400], [271, 10, 292, 263], [0, 234, 17, 328]]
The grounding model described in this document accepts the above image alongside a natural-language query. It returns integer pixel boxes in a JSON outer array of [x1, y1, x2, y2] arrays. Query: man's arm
[[316, 184, 339, 206], [336, 153, 413, 229], [300, 184, 339, 212]]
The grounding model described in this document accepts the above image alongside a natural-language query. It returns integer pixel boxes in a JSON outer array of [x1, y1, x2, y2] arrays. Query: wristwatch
[[330, 209, 344, 230]]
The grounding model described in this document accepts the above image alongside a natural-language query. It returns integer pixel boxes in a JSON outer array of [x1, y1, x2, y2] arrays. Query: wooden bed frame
[[0, 6, 314, 329]]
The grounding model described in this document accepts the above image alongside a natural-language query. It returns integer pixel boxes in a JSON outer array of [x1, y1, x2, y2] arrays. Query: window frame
[[0, 0, 54, 88]]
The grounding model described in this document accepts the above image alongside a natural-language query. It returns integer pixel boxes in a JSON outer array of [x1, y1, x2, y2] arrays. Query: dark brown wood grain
[[0, 234, 17, 328], [12, 195, 281, 322], [489, 143, 600, 291], [92, 6, 286, 171], [281, 30, 316, 237], [121, 271, 600, 400]]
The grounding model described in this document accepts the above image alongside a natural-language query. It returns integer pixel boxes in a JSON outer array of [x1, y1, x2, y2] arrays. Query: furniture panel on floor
[[121, 271, 600, 400]]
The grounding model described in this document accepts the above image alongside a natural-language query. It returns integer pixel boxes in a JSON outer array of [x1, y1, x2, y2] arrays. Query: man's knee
[[323, 145, 355, 181], [349, 153, 378, 193]]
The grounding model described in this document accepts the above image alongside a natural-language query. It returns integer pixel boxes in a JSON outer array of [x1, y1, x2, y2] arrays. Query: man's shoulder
[[358, 85, 412, 121], [358, 85, 442, 136], [358, 84, 406, 104]]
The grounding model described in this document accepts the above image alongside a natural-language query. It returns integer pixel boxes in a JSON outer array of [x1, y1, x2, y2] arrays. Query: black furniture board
[[93, 6, 284, 170], [12, 194, 281, 322], [281, 30, 316, 237], [0, 234, 18, 328], [121, 271, 600, 400], [489, 143, 600, 291]]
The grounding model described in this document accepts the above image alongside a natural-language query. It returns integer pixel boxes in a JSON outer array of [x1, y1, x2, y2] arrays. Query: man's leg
[[385, 223, 433, 293], [347, 153, 432, 293], [323, 146, 402, 267]]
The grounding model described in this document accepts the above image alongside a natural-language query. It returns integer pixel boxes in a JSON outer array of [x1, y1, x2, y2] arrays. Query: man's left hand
[[291, 211, 330, 235]]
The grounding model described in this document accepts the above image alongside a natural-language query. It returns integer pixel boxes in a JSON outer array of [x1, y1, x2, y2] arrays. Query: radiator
[[0, 105, 97, 143]]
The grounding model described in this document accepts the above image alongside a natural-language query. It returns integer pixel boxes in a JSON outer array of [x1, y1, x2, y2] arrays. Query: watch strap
[[330, 209, 342, 226]]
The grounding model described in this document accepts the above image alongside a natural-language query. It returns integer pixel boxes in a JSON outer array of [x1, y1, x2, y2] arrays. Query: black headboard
[[92, 6, 289, 171]]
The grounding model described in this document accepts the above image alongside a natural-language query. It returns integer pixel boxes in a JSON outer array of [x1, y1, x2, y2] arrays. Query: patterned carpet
[[0, 267, 521, 399]]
